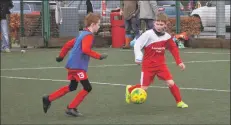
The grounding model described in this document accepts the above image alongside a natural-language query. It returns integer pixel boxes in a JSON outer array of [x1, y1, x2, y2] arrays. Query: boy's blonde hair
[[84, 12, 101, 27], [156, 13, 168, 23]]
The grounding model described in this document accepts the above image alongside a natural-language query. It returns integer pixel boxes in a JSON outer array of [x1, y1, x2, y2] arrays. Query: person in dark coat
[[86, 0, 93, 14]]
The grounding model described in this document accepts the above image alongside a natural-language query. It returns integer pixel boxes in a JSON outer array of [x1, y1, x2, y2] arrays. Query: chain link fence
[[10, 1, 44, 47], [67, 0, 120, 36], [8, 0, 229, 48]]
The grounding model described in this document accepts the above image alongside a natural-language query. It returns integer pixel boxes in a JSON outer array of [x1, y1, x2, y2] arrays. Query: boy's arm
[[59, 38, 76, 58], [82, 35, 101, 59], [167, 37, 182, 65], [134, 32, 149, 63]]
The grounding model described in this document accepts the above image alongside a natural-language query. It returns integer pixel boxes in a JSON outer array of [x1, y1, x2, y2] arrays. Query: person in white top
[[125, 13, 188, 108]]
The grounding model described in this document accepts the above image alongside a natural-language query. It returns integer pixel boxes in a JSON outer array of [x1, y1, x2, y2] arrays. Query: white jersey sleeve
[[134, 31, 150, 63]]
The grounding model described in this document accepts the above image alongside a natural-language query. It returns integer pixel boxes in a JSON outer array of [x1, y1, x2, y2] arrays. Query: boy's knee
[[165, 80, 175, 87], [84, 85, 92, 92], [80, 79, 92, 92], [69, 80, 78, 91]]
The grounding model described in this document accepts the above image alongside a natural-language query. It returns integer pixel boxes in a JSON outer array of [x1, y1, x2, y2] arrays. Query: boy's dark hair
[[84, 12, 101, 27], [156, 13, 168, 23]]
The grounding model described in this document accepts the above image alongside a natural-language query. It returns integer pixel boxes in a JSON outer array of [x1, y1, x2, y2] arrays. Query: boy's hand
[[100, 54, 108, 60], [135, 59, 142, 65], [136, 62, 141, 65], [56, 56, 63, 62], [178, 63, 185, 71]]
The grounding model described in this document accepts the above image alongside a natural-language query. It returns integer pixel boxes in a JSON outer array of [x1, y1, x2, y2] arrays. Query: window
[[157, 1, 184, 8], [12, 3, 31, 11], [106, 0, 120, 9], [209, 1, 230, 6], [91, 1, 101, 9], [164, 7, 184, 16], [158, 1, 175, 6]]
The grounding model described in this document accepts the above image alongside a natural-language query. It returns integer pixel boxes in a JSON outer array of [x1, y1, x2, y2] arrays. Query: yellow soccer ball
[[130, 88, 147, 104]]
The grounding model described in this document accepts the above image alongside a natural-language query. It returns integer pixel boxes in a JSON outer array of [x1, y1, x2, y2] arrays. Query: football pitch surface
[[1, 48, 230, 124]]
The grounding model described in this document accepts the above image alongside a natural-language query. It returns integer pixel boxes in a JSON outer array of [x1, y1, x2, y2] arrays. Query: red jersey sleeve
[[59, 38, 76, 58], [82, 35, 101, 59], [167, 37, 182, 65]]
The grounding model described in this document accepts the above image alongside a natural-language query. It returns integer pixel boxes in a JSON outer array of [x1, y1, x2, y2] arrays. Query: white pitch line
[[19, 48, 230, 55], [184, 52, 227, 54], [119, 49, 133, 52], [119, 49, 230, 55], [1, 60, 230, 71], [0, 76, 230, 93]]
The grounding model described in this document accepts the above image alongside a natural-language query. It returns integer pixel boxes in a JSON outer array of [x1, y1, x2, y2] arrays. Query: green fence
[[10, 0, 228, 48]]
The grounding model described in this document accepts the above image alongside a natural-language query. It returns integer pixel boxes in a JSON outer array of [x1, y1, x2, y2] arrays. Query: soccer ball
[[130, 88, 147, 104]]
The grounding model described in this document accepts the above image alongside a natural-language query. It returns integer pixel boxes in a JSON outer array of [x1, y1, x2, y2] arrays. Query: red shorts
[[140, 65, 172, 87], [67, 69, 88, 81]]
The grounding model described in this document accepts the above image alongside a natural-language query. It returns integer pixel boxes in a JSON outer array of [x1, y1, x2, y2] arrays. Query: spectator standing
[[120, 0, 140, 49], [86, 0, 93, 14], [195, 1, 201, 9], [0, 0, 13, 53], [139, 0, 158, 32]]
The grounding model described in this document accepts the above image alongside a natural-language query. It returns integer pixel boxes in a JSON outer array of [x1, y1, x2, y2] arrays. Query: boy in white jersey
[[126, 13, 188, 108]]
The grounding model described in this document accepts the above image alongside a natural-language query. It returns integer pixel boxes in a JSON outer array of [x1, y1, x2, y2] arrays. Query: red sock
[[128, 84, 141, 93], [48, 86, 70, 102], [68, 89, 89, 109], [169, 84, 182, 103]]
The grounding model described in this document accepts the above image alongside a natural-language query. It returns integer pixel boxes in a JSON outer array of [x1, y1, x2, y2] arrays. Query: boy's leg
[[42, 80, 78, 113], [67, 79, 91, 109], [157, 66, 188, 108], [66, 71, 91, 117], [126, 70, 155, 103], [48, 69, 81, 102], [48, 80, 78, 101], [42, 69, 79, 113]]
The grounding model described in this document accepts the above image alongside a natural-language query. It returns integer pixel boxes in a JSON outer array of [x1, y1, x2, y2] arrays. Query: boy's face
[[154, 21, 166, 32], [92, 20, 101, 33]]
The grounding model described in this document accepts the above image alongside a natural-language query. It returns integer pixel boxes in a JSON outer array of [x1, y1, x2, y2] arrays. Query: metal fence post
[[20, 0, 24, 37], [42, 1, 50, 47], [176, 1, 180, 34], [216, 1, 225, 39], [19, 0, 26, 47]]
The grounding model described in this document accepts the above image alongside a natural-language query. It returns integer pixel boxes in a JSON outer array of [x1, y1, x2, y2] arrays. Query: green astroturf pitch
[[1, 48, 230, 124]]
